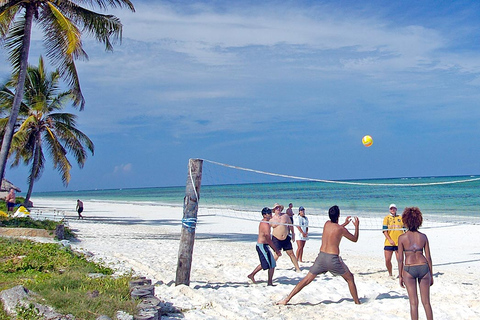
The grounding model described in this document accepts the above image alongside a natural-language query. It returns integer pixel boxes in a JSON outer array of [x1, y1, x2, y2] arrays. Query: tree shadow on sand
[[274, 274, 335, 286], [286, 291, 408, 306], [67, 215, 180, 226], [192, 280, 252, 290]]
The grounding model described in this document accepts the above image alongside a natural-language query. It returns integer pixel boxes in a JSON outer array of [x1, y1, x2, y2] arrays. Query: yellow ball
[[362, 135, 373, 147]]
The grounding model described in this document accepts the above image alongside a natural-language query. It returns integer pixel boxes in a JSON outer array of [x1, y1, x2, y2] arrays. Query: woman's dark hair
[[329, 205, 340, 223], [402, 207, 423, 231]]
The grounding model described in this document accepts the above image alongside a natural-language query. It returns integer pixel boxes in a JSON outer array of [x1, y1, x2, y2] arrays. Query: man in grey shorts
[[277, 205, 361, 305]]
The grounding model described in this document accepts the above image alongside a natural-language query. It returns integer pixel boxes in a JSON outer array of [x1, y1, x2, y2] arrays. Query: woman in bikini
[[397, 207, 433, 320]]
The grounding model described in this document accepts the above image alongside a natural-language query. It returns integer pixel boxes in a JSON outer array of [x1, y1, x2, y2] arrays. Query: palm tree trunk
[[24, 131, 42, 206], [0, 4, 34, 183]]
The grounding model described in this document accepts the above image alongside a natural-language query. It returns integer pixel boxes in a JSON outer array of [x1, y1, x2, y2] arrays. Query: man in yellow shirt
[[383, 204, 404, 277]]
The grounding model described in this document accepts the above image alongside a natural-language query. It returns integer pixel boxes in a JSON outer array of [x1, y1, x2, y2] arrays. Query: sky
[[1, 0, 480, 193]]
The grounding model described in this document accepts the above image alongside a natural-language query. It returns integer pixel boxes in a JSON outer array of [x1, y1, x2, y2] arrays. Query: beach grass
[[0, 302, 7, 320], [0, 238, 137, 319]]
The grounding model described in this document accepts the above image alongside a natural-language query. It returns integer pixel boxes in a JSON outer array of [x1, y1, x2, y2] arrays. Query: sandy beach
[[29, 198, 480, 319]]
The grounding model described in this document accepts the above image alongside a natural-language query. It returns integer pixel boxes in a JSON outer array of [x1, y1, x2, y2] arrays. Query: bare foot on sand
[[247, 274, 257, 284], [276, 299, 288, 305]]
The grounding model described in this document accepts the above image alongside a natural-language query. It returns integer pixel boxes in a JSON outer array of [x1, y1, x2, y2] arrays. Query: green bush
[[0, 238, 136, 319]]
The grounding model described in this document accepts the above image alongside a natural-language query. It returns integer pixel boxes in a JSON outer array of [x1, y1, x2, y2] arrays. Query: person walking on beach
[[277, 205, 361, 305], [248, 207, 282, 286], [270, 203, 301, 272], [397, 207, 433, 320], [5, 188, 16, 212], [294, 206, 309, 263], [383, 203, 405, 277], [76, 199, 84, 219]]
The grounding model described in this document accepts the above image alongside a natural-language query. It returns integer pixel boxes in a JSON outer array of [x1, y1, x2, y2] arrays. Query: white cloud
[[109, 2, 450, 71], [5, 1, 480, 139], [113, 163, 132, 174]]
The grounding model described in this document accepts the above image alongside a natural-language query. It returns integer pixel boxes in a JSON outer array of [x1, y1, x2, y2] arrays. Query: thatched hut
[[0, 179, 21, 200]]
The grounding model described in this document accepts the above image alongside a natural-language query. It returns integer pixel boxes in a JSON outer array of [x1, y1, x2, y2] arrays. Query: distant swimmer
[[270, 203, 300, 272], [76, 199, 84, 219], [397, 207, 433, 320], [277, 205, 361, 305], [248, 207, 282, 286]]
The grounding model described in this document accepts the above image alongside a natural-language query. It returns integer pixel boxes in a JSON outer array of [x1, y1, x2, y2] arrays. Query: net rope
[[203, 159, 480, 187], [198, 159, 480, 230]]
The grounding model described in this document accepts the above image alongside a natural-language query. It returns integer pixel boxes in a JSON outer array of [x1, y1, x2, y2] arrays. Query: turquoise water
[[31, 175, 480, 223]]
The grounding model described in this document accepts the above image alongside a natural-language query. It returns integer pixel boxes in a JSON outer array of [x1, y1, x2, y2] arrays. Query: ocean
[[31, 174, 480, 225]]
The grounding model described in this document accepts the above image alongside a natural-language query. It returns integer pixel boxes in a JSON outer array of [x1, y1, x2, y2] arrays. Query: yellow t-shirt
[[383, 215, 404, 246]]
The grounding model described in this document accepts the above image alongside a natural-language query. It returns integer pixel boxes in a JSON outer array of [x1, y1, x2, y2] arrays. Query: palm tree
[[0, 0, 134, 184], [0, 56, 94, 205]]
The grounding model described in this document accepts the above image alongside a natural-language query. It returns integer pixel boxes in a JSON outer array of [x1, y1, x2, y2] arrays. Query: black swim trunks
[[384, 246, 398, 251], [272, 235, 293, 251]]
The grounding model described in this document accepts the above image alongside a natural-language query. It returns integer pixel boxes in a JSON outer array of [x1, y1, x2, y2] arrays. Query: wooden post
[[176, 158, 203, 286]]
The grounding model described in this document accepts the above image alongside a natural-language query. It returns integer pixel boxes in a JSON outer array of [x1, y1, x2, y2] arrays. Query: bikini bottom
[[404, 264, 430, 279]]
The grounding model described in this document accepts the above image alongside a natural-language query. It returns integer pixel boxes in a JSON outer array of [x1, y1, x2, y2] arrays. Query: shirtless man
[[76, 199, 84, 219], [270, 203, 301, 272], [248, 207, 282, 286], [5, 188, 16, 212], [277, 205, 361, 305], [286, 203, 294, 223]]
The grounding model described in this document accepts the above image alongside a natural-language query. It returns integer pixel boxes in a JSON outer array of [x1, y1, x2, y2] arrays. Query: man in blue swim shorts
[[277, 205, 361, 305], [248, 207, 282, 286]]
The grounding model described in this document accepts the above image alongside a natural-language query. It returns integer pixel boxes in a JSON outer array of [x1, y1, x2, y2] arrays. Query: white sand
[[30, 198, 480, 319]]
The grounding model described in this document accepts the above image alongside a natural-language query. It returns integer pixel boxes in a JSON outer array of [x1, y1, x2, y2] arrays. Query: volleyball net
[[196, 159, 480, 230]]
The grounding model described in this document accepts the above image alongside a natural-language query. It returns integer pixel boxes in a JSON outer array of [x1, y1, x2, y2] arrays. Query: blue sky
[[1, 0, 480, 192]]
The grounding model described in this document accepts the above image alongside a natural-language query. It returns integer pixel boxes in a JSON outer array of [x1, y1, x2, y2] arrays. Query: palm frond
[[0, 1, 21, 40], [4, 16, 25, 76], [26, 143, 45, 185], [39, 4, 86, 109], [44, 126, 71, 185], [45, 3, 83, 56], [59, 2, 123, 50], [70, 0, 135, 12], [49, 115, 94, 165], [10, 119, 35, 166], [0, 83, 35, 116], [0, 85, 15, 110]]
